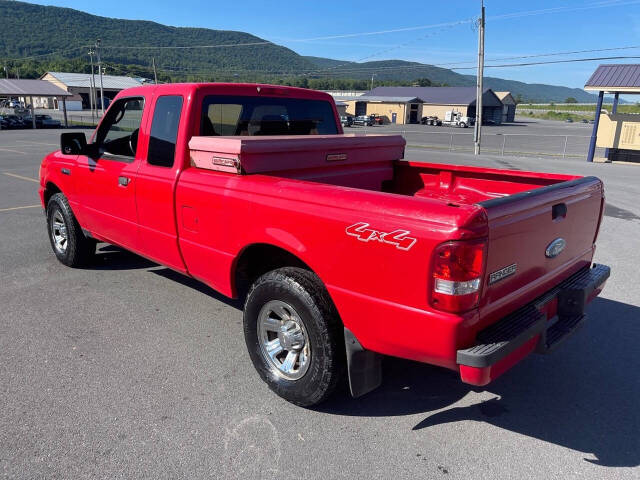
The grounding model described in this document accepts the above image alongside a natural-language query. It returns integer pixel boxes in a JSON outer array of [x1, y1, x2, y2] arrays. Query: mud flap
[[344, 327, 382, 398]]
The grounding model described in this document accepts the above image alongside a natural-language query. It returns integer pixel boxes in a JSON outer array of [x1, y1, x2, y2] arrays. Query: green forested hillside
[[0, 0, 596, 102], [0, 0, 314, 75]]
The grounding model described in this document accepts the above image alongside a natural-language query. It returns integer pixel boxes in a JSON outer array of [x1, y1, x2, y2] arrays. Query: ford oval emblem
[[545, 238, 566, 258]]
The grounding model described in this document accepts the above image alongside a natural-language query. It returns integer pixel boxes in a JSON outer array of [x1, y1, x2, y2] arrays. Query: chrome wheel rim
[[51, 210, 68, 254], [258, 300, 311, 380]]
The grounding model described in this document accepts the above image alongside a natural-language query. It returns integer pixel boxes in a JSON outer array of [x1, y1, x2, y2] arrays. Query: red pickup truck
[[39, 83, 609, 406]]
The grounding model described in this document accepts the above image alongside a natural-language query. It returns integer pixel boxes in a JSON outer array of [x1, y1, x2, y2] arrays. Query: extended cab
[[40, 83, 610, 406]]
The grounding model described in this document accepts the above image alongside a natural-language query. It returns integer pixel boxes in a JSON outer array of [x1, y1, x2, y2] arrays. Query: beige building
[[342, 96, 422, 124]]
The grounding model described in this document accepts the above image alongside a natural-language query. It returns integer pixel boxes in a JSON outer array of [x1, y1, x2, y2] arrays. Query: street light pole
[[88, 49, 96, 123], [473, 1, 485, 155], [370, 73, 377, 91], [152, 57, 158, 84], [96, 39, 105, 115]]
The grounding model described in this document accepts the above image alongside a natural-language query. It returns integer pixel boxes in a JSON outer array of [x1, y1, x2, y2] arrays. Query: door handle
[[61, 168, 71, 176], [118, 176, 131, 186]]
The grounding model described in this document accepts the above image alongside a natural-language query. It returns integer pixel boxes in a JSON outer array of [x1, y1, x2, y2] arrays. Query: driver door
[[74, 96, 147, 250]]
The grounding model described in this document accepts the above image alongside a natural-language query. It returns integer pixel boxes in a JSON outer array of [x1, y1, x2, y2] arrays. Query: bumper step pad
[[457, 305, 545, 368], [457, 264, 610, 368]]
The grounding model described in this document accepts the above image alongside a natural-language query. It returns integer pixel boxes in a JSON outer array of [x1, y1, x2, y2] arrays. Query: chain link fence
[[361, 128, 602, 159]]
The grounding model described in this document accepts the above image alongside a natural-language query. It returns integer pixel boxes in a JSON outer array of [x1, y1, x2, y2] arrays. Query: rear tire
[[243, 267, 344, 407], [46, 193, 96, 267]]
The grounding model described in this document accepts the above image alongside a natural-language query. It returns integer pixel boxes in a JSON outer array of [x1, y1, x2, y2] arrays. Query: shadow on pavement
[[318, 297, 640, 468], [89, 244, 157, 270], [150, 267, 243, 310], [83, 248, 638, 466]]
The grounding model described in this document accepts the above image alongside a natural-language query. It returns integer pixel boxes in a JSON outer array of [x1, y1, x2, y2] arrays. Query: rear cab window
[[201, 95, 338, 136], [148, 95, 184, 168]]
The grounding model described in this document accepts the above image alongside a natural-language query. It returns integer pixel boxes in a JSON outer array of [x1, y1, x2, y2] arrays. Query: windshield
[[201, 95, 338, 136]]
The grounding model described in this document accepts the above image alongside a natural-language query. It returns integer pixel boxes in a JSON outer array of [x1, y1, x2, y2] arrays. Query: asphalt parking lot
[[1, 128, 638, 479]]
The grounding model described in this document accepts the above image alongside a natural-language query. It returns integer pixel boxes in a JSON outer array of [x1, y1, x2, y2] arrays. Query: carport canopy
[[584, 64, 640, 162], [0, 79, 72, 128]]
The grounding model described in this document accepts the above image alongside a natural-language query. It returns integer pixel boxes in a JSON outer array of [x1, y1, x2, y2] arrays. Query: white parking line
[[0, 204, 41, 212], [0, 148, 27, 154], [3, 172, 39, 183], [14, 141, 59, 147]]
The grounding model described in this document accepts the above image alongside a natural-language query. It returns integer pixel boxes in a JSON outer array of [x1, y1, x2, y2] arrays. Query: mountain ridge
[[0, 0, 595, 102]]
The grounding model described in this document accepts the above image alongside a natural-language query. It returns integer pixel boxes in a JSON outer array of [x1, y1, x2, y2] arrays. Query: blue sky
[[25, 0, 640, 90]]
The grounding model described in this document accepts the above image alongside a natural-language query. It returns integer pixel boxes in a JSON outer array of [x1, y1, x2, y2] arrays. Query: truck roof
[[112, 82, 335, 102]]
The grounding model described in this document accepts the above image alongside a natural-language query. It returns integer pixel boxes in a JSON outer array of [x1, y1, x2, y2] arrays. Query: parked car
[[40, 82, 610, 407], [0, 115, 8, 129], [371, 114, 384, 125], [420, 116, 441, 126], [39, 115, 62, 128], [565, 118, 574, 123], [23, 114, 62, 129], [340, 115, 353, 127], [8, 99, 24, 108], [353, 114, 374, 126], [581, 119, 589, 123], [5, 114, 27, 129]]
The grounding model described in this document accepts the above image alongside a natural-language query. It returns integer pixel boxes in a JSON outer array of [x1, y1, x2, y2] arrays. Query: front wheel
[[47, 193, 96, 267], [243, 267, 344, 406]]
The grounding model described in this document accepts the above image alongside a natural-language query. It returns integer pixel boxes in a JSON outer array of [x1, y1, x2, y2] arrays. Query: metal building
[[40, 72, 143, 109], [362, 86, 504, 125], [0, 79, 72, 128]]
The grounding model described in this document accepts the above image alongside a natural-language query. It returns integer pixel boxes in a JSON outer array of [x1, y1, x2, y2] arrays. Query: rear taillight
[[431, 240, 486, 313]]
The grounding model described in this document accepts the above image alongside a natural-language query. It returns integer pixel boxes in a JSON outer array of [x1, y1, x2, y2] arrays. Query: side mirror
[[60, 132, 88, 156]]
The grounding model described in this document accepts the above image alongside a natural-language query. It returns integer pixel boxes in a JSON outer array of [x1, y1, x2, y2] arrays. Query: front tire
[[46, 193, 96, 267], [243, 267, 344, 406]]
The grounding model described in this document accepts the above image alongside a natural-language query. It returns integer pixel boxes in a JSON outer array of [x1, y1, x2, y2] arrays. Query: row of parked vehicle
[[0, 114, 62, 129], [340, 114, 384, 128]]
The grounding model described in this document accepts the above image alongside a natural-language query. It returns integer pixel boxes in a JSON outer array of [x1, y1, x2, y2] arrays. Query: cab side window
[[95, 97, 144, 160], [148, 95, 184, 168]]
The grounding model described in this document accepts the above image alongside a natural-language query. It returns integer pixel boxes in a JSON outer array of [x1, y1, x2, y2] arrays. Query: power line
[[451, 55, 640, 70], [2, 45, 90, 61], [152, 52, 640, 77], [434, 45, 640, 67], [101, 41, 274, 50]]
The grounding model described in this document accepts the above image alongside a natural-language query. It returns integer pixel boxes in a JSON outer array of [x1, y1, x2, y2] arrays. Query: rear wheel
[[46, 193, 96, 267], [243, 267, 344, 406]]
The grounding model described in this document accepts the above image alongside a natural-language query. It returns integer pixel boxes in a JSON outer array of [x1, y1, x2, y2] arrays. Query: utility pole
[[370, 73, 377, 91], [88, 48, 96, 122], [96, 39, 105, 115], [473, 0, 485, 155], [152, 57, 158, 84], [3, 66, 7, 79]]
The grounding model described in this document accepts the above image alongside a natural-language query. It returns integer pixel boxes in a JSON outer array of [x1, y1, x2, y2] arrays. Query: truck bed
[[185, 134, 604, 354]]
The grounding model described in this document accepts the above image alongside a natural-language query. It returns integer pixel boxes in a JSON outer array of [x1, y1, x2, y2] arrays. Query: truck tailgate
[[478, 176, 604, 322]]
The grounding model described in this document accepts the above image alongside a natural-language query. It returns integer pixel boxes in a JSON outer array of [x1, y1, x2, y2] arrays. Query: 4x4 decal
[[346, 222, 417, 251]]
